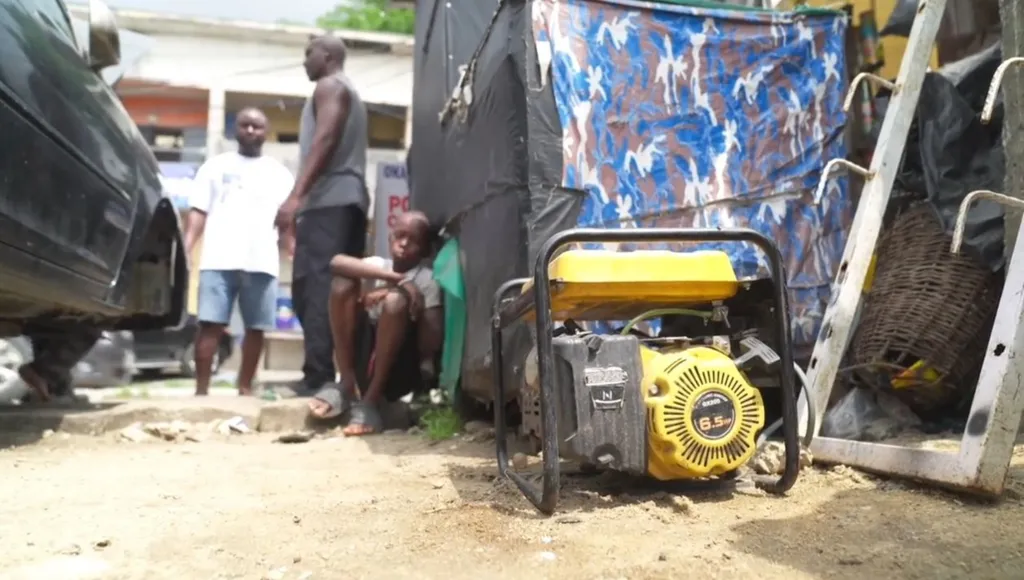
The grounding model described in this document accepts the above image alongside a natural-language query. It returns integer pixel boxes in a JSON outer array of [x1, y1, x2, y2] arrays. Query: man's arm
[[275, 164, 297, 257], [329, 255, 403, 283], [184, 163, 214, 257], [289, 79, 351, 204], [184, 210, 207, 258]]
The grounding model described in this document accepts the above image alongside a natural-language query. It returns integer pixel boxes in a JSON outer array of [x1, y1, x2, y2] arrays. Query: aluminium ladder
[[796, 0, 1024, 494]]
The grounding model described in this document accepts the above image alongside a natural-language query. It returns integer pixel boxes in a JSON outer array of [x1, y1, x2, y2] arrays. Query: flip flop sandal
[[309, 382, 353, 420], [344, 402, 383, 436]]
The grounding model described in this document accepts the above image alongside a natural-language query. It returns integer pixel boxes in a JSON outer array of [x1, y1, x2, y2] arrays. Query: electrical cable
[[756, 361, 815, 449], [618, 308, 713, 336]]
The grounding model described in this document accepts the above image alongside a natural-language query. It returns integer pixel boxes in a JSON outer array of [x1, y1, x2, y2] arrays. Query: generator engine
[[522, 334, 770, 480], [491, 227, 801, 514]]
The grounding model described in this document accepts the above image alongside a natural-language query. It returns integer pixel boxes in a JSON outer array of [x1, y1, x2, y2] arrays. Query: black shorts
[[293, 204, 367, 280], [352, 311, 425, 403]]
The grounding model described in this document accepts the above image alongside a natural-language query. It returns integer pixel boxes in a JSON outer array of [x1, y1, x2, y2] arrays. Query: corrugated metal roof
[[67, 5, 414, 48], [67, 5, 413, 107], [71, 0, 341, 26], [217, 52, 413, 107]]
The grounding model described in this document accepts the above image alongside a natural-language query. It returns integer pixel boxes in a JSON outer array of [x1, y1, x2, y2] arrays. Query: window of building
[[139, 125, 187, 163]]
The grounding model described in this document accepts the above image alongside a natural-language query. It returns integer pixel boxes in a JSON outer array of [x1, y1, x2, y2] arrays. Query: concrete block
[[0, 397, 263, 436], [256, 398, 415, 433], [257, 398, 316, 432], [0, 394, 416, 437]]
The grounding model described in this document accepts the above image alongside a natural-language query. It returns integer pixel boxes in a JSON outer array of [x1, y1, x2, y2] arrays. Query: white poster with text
[[373, 162, 410, 258]]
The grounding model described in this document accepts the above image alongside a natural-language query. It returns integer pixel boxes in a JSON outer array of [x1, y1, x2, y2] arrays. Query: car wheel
[[179, 342, 221, 378], [0, 336, 31, 373], [138, 368, 164, 380], [0, 337, 32, 402]]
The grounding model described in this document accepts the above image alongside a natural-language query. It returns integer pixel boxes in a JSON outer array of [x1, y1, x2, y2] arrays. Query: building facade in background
[[67, 6, 414, 336], [67, 6, 413, 176]]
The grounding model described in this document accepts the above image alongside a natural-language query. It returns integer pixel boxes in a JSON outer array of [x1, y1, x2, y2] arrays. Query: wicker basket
[[846, 202, 1002, 419]]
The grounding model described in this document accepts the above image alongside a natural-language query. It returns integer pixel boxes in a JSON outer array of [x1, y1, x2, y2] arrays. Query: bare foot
[[341, 402, 381, 436], [342, 423, 377, 436], [18, 365, 50, 402], [237, 387, 253, 397], [308, 398, 332, 418], [194, 389, 209, 397], [308, 383, 357, 419]]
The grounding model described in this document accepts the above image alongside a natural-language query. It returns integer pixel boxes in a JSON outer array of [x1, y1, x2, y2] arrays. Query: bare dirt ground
[[3, 429, 1024, 580]]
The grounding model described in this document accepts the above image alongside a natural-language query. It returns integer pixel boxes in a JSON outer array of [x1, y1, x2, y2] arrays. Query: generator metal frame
[[491, 227, 801, 515]]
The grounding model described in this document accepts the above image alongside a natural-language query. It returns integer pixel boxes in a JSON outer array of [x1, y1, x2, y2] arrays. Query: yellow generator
[[491, 228, 802, 514]]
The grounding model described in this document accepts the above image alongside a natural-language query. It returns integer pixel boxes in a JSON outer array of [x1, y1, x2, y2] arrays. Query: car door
[[0, 0, 137, 287]]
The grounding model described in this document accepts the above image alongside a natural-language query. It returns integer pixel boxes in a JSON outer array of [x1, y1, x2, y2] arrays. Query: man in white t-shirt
[[184, 108, 294, 396]]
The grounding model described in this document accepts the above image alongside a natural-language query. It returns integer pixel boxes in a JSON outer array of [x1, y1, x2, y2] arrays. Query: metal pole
[[205, 85, 226, 161], [1000, 0, 1024, 257]]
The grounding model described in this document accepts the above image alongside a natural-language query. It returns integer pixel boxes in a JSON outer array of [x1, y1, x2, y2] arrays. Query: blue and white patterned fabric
[[531, 0, 852, 345]]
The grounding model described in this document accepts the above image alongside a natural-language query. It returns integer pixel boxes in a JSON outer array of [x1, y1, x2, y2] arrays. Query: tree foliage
[[316, 0, 415, 35]]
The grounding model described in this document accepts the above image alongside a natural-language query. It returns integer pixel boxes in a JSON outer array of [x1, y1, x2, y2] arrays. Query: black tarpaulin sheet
[[411, 0, 531, 402], [894, 43, 1006, 271]]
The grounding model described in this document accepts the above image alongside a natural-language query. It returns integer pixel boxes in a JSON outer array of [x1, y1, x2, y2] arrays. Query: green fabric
[[433, 239, 466, 400]]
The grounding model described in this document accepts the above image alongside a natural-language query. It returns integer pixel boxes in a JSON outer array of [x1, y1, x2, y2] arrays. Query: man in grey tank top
[[274, 34, 369, 394]]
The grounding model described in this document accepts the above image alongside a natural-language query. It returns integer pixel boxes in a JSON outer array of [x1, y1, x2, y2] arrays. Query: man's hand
[[280, 230, 295, 259], [399, 281, 424, 321], [274, 196, 301, 233], [361, 287, 390, 308]]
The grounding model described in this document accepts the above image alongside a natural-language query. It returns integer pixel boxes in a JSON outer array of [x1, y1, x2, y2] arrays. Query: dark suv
[[0, 0, 187, 338]]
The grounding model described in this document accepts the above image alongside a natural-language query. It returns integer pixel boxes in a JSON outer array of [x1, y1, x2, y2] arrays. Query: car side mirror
[[87, 0, 121, 72]]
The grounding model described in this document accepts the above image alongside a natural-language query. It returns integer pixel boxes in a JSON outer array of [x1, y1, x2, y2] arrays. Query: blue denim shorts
[[197, 270, 278, 331]]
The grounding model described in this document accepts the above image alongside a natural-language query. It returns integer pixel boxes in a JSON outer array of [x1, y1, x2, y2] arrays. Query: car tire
[[0, 337, 32, 402], [0, 336, 31, 373], [138, 368, 164, 379], [179, 342, 222, 378]]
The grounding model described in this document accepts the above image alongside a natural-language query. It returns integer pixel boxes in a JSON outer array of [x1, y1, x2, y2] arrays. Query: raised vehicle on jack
[[0, 0, 187, 342]]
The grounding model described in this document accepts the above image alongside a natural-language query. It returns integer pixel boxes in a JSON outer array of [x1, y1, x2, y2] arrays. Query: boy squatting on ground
[[308, 211, 442, 436]]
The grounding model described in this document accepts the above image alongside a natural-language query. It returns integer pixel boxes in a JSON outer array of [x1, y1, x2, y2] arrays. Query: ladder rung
[[982, 57, 1024, 123], [842, 72, 900, 112], [813, 158, 873, 204], [951, 190, 1024, 255]]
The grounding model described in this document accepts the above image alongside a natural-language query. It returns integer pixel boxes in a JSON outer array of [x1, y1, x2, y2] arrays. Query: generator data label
[[585, 366, 627, 411], [690, 390, 736, 440]]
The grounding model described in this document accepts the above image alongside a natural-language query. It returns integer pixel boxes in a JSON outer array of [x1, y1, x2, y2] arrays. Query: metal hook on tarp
[[438, 63, 475, 125], [950, 190, 1024, 255], [981, 57, 1024, 124], [813, 158, 873, 204], [438, 0, 508, 126]]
